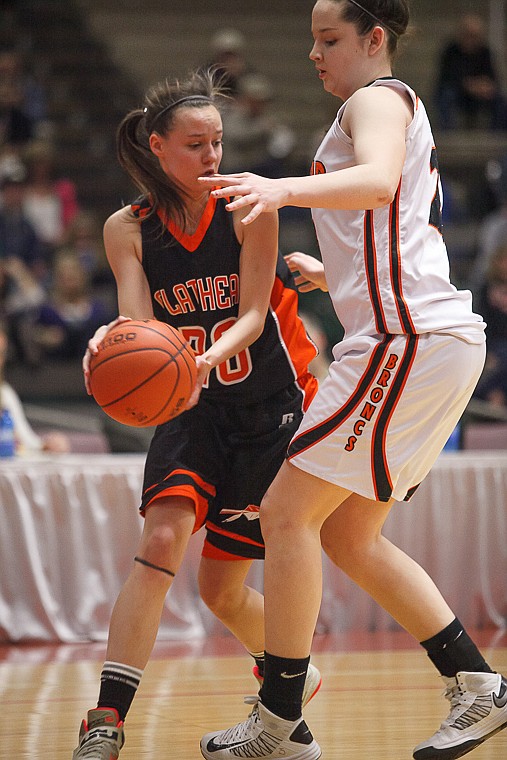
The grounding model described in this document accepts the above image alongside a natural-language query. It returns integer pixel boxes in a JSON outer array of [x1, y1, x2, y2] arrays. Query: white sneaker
[[72, 708, 124, 759], [200, 701, 321, 759], [413, 671, 507, 759], [252, 662, 322, 708]]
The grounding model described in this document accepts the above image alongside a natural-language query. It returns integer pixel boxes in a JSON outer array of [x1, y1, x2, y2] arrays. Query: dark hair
[[340, 0, 410, 56], [116, 68, 227, 229]]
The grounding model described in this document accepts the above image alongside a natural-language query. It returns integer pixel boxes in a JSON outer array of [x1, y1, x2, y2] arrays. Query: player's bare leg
[[320, 493, 455, 641], [199, 556, 264, 653], [201, 463, 507, 759], [106, 498, 195, 666], [198, 555, 321, 706], [201, 463, 343, 759], [261, 463, 347, 658], [73, 497, 195, 760]]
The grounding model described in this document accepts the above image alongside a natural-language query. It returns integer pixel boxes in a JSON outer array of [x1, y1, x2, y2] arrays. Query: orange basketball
[[89, 320, 197, 427]]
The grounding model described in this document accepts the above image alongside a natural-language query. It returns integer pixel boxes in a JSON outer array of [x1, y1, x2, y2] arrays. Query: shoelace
[[78, 728, 119, 758], [215, 703, 261, 744], [441, 681, 466, 728]]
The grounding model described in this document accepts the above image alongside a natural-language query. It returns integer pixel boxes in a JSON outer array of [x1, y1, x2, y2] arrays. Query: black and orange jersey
[[131, 194, 318, 405]]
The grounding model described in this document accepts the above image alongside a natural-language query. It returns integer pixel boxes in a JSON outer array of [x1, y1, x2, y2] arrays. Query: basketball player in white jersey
[[198, 2, 507, 759]]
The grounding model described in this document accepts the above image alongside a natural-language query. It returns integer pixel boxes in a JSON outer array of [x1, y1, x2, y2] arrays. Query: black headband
[[347, 0, 399, 38], [145, 95, 214, 131]]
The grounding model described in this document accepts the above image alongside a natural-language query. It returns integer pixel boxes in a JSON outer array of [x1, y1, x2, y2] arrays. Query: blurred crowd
[[0, 144, 115, 368], [434, 13, 507, 131], [0, 32, 116, 371]]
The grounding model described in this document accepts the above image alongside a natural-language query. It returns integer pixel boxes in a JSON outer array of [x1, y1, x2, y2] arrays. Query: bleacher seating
[[73, 0, 507, 281], [12, 0, 139, 221]]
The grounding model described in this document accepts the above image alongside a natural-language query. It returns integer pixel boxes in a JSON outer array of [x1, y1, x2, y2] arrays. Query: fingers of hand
[[185, 383, 202, 410], [219, 186, 251, 201], [298, 282, 318, 292], [82, 359, 91, 395], [111, 315, 131, 328], [224, 195, 250, 210], [88, 335, 103, 354], [285, 251, 305, 265], [241, 205, 264, 225]]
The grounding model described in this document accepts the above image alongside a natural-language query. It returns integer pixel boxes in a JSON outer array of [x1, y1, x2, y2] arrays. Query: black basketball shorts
[[141, 383, 306, 560]]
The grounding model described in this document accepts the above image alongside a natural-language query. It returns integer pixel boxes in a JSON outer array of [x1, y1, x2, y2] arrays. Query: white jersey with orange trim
[[286, 80, 486, 502], [311, 78, 486, 345], [287, 332, 485, 502]]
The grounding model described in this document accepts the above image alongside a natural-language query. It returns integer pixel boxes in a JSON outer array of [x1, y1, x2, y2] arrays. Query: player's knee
[[322, 529, 379, 573], [259, 494, 308, 542], [142, 523, 180, 568], [199, 577, 240, 617], [259, 504, 284, 542]]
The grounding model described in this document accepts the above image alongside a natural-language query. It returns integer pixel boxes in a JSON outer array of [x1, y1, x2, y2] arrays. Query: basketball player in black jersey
[[72, 69, 321, 760]]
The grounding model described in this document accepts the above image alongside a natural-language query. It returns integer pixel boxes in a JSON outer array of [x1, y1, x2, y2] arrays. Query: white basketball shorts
[[287, 332, 486, 502]]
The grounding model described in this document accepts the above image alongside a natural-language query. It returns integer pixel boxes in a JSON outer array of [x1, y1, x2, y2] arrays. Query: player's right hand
[[184, 355, 213, 411], [82, 315, 132, 395]]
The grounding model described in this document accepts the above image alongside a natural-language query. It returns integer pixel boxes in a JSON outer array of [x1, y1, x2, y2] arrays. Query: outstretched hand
[[198, 172, 287, 225], [82, 315, 132, 395]]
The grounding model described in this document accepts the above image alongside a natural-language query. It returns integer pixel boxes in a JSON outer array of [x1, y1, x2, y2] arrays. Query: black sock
[[259, 652, 309, 721], [249, 650, 265, 678], [420, 618, 494, 678], [97, 661, 143, 722]]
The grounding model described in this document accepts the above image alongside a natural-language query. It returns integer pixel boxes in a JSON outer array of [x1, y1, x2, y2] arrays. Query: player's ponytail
[[116, 106, 187, 228]]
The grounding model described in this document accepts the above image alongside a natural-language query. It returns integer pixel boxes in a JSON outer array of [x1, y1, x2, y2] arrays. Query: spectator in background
[[474, 245, 507, 409], [60, 208, 112, 289], [471, 153, 507, 295], [0, 320, 70, 453], [22, 139, 79, 258], [0, 254, 45, 365], [220, 73, 296, 176], [0, 46, 48, 133], [205, 28, 250, 98], [33, 250, 114, 362], [0, 73, 33, 151], [0, 155, 47, 281], [435, 13, 506, 130]]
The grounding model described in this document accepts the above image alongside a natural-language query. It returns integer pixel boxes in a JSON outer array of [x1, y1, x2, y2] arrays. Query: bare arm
[[199, 86, 411, 224], [203, 206, 278, 367], [185, 204, 279, 407], [104, 207, 154, 319], [82, 207, 153, 392]]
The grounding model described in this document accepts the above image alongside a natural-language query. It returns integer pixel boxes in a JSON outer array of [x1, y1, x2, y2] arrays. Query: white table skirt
[[1, 451, 506, 643]]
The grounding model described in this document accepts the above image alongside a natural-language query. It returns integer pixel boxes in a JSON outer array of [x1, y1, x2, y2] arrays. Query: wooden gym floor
[[1, 629, 506, 759]]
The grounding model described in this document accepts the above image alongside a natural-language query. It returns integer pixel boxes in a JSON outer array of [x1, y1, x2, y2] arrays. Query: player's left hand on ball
[[82, 315, 132, 394], [184, 355, 213, 410]]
